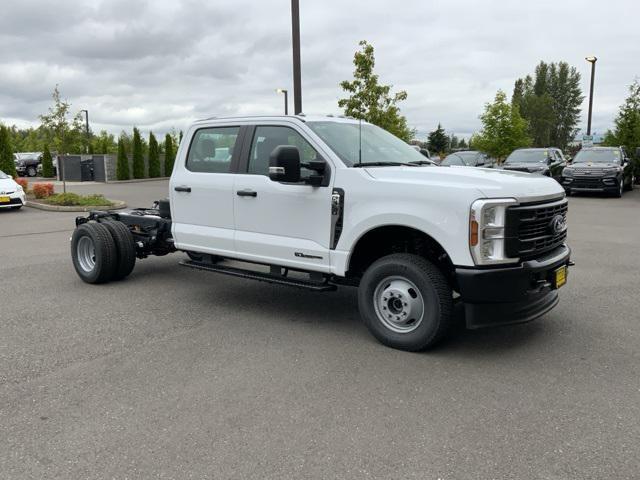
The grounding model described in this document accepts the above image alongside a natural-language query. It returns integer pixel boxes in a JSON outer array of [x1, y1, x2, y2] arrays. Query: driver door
[[233, 124, 334, 272]]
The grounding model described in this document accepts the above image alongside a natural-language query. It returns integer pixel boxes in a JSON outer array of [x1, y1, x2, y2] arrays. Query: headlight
[[16, 185, 23, 192], [603, 167, 621, 177], [562, 168, 574, 177], [469, 198, 519, 266]]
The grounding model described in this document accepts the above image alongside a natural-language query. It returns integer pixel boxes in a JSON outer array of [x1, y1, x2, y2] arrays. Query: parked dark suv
[[561, 146, 634, 197], [501, 148, 566, 182], [14, 152, 43, 177]]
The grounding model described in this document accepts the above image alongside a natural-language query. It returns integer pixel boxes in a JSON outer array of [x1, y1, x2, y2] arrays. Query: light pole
[[276, 89, 289, 115], [585, 56, 597, 136], [79, 109, 90, 153], [290, 0, 302, 114]]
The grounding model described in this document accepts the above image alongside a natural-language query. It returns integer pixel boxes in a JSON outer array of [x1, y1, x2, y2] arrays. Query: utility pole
[[80, 109, 90, 153], [585, 56, 597, 136], [291, 0, 302, 114]]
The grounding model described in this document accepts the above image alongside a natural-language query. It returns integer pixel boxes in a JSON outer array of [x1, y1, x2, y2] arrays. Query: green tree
[[458, 138, 468, 149], [91, 130, 117, 154], [427, 123, 449, 153], [41, 144, 54, 177], [39, 85, 84, 154], [603, 80, 640, 176], [338, 40, 414, 142], [513, 61, 583, 149], [132, 127, 145, 179], [116, 136, 130, 180], [164, 133, 175, 175], [473, 90, 531, 161], [148, 131, 160, 178], [0, 126, 17, 177]]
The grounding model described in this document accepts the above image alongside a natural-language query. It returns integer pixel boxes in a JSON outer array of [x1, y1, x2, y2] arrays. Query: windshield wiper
[[352, 161, 418, 168], [408, 160, 434, 166]]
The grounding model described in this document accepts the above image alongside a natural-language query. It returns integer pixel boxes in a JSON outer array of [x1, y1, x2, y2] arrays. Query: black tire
[[358, 253, 453, 351], [624, 175, 634, 191], [26, 166, 37, 177], [70, 223, 118, 284], [101, 220, 136, 280], [614, 179, 623, 198]]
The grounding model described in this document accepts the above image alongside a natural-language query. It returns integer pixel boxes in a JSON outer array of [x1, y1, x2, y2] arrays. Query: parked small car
[[441, 151, 495, 168], [501, 148, 566, 182], [561, 146, 634, 197], [14, 152, 43, 177], [0, 170, 26, 210]]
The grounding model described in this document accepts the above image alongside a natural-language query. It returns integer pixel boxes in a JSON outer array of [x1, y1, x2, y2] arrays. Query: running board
[[179, 260, 337, 291]]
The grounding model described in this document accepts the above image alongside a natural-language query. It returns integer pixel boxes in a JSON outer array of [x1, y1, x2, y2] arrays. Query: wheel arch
[[345, 224, 456, 287]]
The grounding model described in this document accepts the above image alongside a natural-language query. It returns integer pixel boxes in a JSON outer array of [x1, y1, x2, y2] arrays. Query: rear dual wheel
[[71, 221, 136, 284]]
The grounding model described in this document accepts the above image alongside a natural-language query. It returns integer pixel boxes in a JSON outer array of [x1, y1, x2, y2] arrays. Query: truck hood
[[364, 165, 564, 201]]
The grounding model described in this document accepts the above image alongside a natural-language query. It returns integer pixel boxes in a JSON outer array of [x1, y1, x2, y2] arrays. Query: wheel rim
[[77, 236, 96, 273], [373, 276, 425, 333], [620, 181, 623, 195]]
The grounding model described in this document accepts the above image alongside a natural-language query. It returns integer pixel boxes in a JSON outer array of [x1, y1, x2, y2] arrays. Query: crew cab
[[561, 146, 634, 197], [69, 116, 572, 351], [501, 148, 567, 182]]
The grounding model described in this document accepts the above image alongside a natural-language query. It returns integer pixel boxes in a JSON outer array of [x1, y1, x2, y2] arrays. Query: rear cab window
[[186, 127, 240, 173]]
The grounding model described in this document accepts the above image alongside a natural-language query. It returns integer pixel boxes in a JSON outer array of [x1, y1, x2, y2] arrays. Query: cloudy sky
[[0, 0, 637, 139]]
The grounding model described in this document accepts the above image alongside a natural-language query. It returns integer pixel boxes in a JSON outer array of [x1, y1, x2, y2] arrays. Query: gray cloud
[[0, 0, 637, 139]]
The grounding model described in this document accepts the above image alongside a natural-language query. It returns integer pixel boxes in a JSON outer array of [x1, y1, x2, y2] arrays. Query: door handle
[[236, 189, 257, 197], [174, 186, 191, 192]]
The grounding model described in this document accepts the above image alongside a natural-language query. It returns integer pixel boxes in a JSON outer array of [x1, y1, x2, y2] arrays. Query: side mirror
[[269, 145, 301, 183]]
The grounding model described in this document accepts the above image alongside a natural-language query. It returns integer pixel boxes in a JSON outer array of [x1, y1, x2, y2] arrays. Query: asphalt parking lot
[[1, 180, 639, 479]]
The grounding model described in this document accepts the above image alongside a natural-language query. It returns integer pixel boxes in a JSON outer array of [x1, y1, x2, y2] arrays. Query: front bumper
[[562, 176, 619, 192], [0, 192, 26, 208], [455, 244, 571, 329]]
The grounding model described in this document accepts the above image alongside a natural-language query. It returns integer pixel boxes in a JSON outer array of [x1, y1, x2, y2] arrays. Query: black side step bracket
[[179, 260, 337, 292]]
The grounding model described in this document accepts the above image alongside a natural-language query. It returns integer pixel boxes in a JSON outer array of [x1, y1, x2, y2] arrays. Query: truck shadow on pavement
[[163, 264, 556, 356]]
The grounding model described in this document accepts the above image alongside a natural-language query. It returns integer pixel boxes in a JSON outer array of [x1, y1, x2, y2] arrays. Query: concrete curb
[[25, 200, 127, 212]]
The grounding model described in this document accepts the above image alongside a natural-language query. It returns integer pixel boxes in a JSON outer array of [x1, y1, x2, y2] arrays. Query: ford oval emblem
[[549, 214, 567, 235]]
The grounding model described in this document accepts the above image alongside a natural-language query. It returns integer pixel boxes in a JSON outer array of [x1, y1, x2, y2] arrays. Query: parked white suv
[[70, 116, 571, 351]]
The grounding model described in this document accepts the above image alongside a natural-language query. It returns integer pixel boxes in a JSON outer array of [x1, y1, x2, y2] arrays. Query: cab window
[[248, 126, 318, 176], [186, 127, 240, 173]]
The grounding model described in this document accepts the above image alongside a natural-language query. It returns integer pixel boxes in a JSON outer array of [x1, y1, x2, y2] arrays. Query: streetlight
[[276, 88, 289, 115], [585, 56, 597, 136], [79, 109, 90, 153]]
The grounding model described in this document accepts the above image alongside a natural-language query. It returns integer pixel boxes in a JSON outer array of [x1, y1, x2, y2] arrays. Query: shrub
[[132, 127, 145, 179], [116, 137, 130, 180], [14, 177, 28, 192], [44, 193, 112, 206], [164, 134, 175, 176], [41, 145, 54, 178], [0, 125, 16, 177], [32, 183, 55, 199], [148, 131, 160, 178]]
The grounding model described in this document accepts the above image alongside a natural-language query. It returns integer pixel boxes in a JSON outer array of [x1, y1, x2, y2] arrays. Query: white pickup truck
[[70, 115, 571, 351]]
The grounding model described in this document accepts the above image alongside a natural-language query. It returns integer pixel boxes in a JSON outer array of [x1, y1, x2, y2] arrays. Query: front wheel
[[614, 179, 623, 198], [26, 166, 37, 177], [358, 253, 453, 351]]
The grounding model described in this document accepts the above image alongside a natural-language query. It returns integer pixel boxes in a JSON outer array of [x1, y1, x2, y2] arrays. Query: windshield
[[573, 149, 621, 164], [442, 152, 479, 166], [306, 121, 429, 166], [0, 170, 8, 179], [505, 150, 548, 164]]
